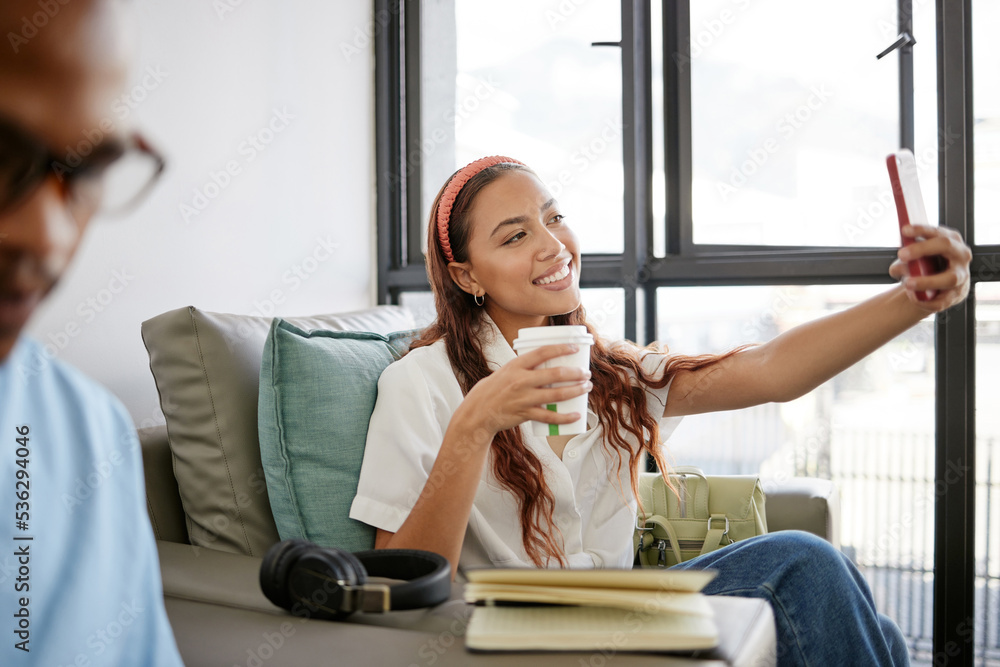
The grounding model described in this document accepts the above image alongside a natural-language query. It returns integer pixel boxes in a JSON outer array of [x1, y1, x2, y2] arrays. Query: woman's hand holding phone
[[889, 224, 971, 312], [886, 150, 971, 312]]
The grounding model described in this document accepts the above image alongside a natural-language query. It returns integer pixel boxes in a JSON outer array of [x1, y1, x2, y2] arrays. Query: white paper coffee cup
[[512, 325, 594, 436]]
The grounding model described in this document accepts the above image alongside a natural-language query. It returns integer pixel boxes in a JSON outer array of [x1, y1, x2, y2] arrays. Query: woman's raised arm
[[664, 224, 971, 418]]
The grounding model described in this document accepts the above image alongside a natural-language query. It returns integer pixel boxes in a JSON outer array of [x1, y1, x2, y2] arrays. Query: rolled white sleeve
[[349, 347, 457, 533]]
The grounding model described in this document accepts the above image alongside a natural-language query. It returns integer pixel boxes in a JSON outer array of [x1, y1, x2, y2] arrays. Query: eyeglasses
[[0, 114, 165, 221]]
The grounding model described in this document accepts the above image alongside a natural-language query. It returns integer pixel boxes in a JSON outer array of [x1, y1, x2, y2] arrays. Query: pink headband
[[436, 155, 524, 262]]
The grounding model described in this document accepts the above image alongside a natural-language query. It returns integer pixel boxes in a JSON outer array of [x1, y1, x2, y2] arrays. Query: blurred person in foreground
[[0, 0, 182, 664]]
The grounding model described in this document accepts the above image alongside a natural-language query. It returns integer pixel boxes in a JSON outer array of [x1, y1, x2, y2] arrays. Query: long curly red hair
[[411, 161, 743, 567]]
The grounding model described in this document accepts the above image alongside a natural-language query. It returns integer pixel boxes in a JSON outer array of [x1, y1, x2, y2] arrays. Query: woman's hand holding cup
[[459, 343, 593, 438]]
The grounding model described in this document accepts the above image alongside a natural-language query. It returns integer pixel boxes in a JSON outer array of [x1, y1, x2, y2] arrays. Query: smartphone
[[886, 149, 941, 301]]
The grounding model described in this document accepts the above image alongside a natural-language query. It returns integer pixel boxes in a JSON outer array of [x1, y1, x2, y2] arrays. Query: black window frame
[[375, 1, 1000, 662]]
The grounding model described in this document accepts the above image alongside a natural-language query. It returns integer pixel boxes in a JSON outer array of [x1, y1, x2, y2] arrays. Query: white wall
[[25, 1, 376, 426]]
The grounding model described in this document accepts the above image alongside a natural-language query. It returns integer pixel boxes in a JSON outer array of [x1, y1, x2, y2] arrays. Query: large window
[[689, 1, 901, 247], [376, 1, 1000, 663]]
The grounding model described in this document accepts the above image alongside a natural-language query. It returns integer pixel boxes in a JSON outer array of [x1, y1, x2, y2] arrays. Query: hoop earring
[[474, 293, 485, 307]]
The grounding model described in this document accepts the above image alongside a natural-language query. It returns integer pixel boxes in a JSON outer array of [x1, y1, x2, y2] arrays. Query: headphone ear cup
[[287, 547, 368, 621], [259, 539, 313, 611]]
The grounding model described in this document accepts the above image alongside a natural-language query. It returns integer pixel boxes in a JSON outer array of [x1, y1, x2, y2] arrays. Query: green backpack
[[634, 466, 767, 568]]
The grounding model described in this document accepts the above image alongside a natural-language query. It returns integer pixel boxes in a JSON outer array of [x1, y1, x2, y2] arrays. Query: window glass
[[651, 0, 667, 257], [399, 291, 436, 329], [580, 288, 625, 343], [422, 0, 624, 254], [975, 282, 1000, 662], [974, 0, 1000, 245], [912, 0, 940, 232], [657, 284, 936, 660], [689, 1, 903, 247]]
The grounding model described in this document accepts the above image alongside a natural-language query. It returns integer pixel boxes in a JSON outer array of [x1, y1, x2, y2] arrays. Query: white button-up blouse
[[349, 315, 681, 575]]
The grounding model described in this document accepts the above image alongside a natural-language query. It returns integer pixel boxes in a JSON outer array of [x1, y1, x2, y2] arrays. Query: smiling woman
[[352, 154, 972, 666], [352, 156, 744, 573]]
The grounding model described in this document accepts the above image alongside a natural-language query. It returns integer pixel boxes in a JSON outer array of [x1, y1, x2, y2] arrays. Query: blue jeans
[[672, 531, 910, 666]]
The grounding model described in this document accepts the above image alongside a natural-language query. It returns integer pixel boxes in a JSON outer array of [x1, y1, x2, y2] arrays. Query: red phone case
[[886, 149, 939, 301]]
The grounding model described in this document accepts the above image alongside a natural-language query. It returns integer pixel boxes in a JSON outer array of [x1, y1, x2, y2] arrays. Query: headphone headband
[[436, 155, 525, 262], [349, 549, 451, 610], [260, 539, 451, 621]]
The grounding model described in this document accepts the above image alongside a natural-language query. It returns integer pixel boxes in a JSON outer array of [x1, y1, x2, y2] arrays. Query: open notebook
[[463, 568, 719, 652]]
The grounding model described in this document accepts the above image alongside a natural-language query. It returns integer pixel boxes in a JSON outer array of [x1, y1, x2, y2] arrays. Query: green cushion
[[258, 318, 414, 552]]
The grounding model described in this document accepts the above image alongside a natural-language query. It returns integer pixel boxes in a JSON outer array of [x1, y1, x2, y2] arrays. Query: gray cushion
[[141, 305, 415, 556]]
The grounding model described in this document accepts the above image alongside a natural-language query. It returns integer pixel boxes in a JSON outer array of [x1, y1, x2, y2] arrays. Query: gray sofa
[[138, 305, 841, 666]]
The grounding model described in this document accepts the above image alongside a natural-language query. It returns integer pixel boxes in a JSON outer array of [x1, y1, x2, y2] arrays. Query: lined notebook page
[[465, 605, 719, 652]]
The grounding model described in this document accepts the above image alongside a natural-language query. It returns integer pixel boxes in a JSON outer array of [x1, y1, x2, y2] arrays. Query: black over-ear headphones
[[259, 539, 452, 621]]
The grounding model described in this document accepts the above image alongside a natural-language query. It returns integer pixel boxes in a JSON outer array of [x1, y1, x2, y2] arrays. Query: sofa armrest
[[763, 477, 840, 549], [140, 425, 189, 544]]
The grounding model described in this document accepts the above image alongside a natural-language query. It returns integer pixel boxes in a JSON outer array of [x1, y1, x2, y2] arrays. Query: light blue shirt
[[0, 338, 183, 666]]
